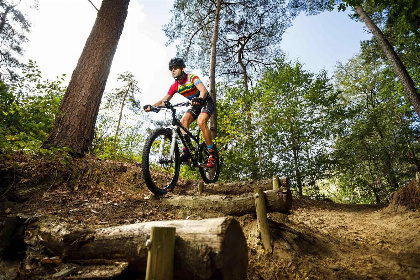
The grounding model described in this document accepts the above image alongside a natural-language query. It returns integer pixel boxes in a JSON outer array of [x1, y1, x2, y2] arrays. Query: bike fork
[[169, 126, 178, 158], [157, 127, 178, 160]]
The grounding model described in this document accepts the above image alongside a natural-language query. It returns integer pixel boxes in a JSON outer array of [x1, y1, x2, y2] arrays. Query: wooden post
[[272, 176, 280, 190], [279, 177, 293, 211], [145, 227, 176, 280], [198, 182, 204, 195], [254, 189, 272, 253], [279, 177, 290, 189]]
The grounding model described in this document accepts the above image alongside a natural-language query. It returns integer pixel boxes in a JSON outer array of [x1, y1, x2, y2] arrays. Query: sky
[[22, 0, 372, 106]]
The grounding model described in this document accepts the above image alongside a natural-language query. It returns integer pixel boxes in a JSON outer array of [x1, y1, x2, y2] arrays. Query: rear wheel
[[198, 143, 220, 183], [142, 128, 180, 195]]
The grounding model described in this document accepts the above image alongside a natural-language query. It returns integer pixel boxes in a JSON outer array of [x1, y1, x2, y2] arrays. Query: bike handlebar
[[149, 101, 190, 113]]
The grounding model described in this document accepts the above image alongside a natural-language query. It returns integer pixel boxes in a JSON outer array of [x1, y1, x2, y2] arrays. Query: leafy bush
[[0, 61, 65, 152]]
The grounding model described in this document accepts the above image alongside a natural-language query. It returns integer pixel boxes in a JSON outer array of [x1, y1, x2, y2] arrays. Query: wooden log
[[145, 227, 176, 280], [30, 216, 248, 280], [161, 189, 292, 215], [254, 189, 272, 252]]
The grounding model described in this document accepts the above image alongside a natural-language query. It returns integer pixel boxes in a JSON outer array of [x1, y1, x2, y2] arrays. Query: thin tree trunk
[[293, 147, 303, 197], [355, 6, 420, 119], [114, 83, 132, 147], [44, 0, 130, 155], [209, 0, 221, 141], [372, 120, 399, 190], [0, 6, 12, 34]]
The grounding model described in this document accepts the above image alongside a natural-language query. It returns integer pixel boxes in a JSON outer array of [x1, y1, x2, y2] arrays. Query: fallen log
[[161, 189, 292, 215], [28, 216, 247, 280]]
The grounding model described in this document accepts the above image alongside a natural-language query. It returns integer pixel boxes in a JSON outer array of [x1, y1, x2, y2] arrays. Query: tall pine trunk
[[355, 6, 420, 118], [209, 0, 221, 141], [44, 0, 130, 155]]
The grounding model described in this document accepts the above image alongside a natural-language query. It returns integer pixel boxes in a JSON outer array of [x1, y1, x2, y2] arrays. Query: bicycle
[[142, 101, 220, 195]]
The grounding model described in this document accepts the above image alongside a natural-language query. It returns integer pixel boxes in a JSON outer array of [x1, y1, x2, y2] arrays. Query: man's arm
[[191, 83, 209, 106], [144, 94, 173, 111], [196, 83, 208, 99], [153, 94, 173, 106]]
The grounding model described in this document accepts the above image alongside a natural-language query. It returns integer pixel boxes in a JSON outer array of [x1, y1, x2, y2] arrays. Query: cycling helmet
[[168, 58, 186, 70]]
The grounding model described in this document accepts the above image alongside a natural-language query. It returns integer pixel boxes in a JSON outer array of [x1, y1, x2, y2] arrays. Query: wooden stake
[[145, 227, 176, 280], [272, 176, 280, 190], [279, 177, 290, 189], [279, 177, 293, 211], [198, 182, 204, 195], [254, 189, 272, 252]]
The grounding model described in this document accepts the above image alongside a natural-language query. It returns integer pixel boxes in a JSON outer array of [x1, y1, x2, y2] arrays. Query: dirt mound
[[1, 152, 420, 280], [386, 179, 420, 212]]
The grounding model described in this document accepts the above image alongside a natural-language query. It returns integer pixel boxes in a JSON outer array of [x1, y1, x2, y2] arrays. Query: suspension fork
[[157, 126, 178, 159], [170, 126, 178, 158]]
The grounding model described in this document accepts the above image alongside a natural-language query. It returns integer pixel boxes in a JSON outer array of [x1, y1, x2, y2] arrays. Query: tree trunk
[[209, 0, 221, 141], [292, 146, 303, 197], [44, 0, 130, 155], [355, 6, 420, 119], [0, 6, 12, 34], [114, 82, 131, 147], [160, 189, 292, 215], [373, 121, 399, 190], [29, 217, 248, 280]]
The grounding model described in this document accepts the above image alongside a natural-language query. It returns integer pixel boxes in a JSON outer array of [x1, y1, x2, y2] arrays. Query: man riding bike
[[143, 58, 216, 168]]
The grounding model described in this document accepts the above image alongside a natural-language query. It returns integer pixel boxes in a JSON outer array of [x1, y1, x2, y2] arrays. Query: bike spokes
[[142, 129, 180, 195], [198, 144, 220, 183]]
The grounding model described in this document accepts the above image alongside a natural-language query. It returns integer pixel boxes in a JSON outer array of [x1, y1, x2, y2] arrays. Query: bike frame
[[155, 101, 202, 166]]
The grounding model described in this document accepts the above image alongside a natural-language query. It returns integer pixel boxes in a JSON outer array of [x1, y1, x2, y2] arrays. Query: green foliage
[[0, 61, 65, 152], [331, 53, 420, 204], [93, 71, 145, 161], [217, 57, 338, 193]]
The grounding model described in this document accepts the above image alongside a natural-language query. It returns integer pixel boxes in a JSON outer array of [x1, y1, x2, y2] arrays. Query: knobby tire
[[198, 143, 220, 183], [142, 128, 180, 195]]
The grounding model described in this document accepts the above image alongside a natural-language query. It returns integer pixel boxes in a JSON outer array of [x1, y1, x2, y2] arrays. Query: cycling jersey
[[167, 73, 207, 100]]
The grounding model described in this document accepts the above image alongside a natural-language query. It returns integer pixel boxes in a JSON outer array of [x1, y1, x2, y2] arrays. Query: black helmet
[[168, 58, 186, 70]]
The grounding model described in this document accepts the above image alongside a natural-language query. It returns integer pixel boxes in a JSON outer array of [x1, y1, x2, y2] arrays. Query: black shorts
[[187, 96, 215, 120]]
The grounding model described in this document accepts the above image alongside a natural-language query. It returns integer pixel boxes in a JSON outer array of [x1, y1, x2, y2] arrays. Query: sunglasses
[[169, 65, 181, 71]]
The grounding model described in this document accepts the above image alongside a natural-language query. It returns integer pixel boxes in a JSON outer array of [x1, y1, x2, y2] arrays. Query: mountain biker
[[143, 58, 216, 168]]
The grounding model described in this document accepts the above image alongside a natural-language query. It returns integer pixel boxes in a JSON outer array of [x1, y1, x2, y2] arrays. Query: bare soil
[[0, 153, 419, 279]]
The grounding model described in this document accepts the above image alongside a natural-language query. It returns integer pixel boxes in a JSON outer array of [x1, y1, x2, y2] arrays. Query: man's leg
[[180, 112, 195, 133], [180, 112, 195, 162], [197, 113, 212, 145], [197, 113, 216, 167]]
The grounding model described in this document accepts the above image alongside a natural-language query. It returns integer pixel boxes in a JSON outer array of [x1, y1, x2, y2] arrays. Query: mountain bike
[[142, 101, 220, 195]]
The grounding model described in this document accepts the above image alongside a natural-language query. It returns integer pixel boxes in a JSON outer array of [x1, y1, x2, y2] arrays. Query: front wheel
[[198, 143, 220, 183], [142, 128, 180, 195]]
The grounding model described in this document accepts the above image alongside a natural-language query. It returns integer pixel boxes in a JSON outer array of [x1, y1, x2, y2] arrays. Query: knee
[[197, 117, 207, 129], [181, 117, 187, 126], [181, 115, 192, 128]]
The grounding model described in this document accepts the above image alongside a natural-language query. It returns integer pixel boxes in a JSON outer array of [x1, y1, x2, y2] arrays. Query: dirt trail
[[246, 199, 420, 280], [1, 155, 419, 279]]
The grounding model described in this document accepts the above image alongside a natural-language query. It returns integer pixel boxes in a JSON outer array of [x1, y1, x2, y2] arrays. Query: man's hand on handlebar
[[143, 104, 161, 113], [143, 105, 152, 112], [191, 97, 204, 106]]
